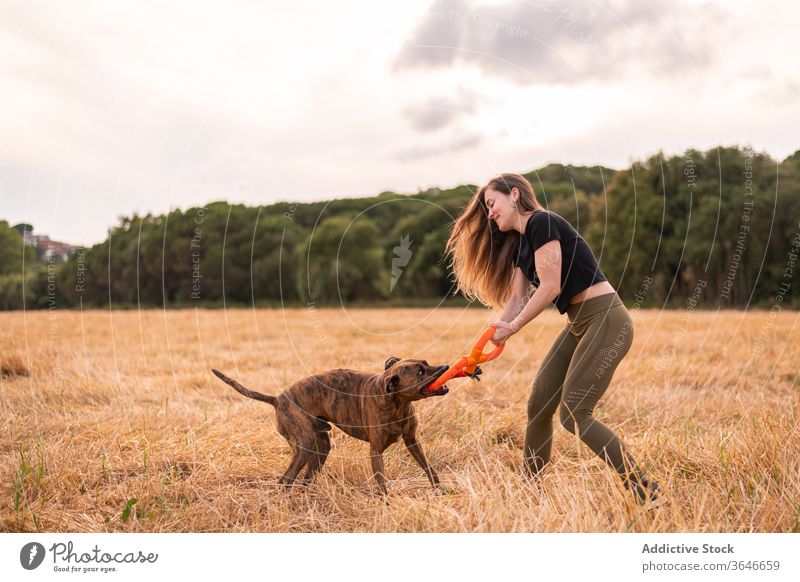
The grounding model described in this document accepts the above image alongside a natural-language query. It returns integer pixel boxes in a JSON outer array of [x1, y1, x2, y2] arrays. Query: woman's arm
[[492, 240, 562, 342], [497, 267, 531, 323]]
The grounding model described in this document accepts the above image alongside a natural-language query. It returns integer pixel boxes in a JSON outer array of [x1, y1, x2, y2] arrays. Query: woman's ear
[[385, 374, 399, 393]]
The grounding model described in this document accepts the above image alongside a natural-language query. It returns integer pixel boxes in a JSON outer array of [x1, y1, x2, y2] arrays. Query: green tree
[[0, 221, 34, 276], [299, 215, 388, 303]]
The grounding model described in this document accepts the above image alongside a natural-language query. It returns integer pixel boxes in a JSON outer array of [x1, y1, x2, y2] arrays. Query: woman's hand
[[489, 320, 518, 344]]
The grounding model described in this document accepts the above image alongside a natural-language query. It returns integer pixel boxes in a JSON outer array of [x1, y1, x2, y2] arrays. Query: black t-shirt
[[514, 210, 608, 314]]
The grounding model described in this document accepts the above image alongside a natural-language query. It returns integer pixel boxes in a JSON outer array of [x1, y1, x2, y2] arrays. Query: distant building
[[22, 231, 75, 261]]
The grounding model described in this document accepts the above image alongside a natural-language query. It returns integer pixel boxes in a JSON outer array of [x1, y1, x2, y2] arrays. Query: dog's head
[[382, 357, 450, 401]]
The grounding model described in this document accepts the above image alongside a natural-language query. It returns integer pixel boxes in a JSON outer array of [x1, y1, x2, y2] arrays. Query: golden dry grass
[[1, 306, 798, 532]]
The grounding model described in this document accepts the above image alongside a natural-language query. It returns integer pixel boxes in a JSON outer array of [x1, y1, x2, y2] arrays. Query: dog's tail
[[211, 369, 277, 406]]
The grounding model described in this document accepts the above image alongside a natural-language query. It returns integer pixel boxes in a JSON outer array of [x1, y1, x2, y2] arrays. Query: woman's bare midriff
[[568, 280, 617, 304]]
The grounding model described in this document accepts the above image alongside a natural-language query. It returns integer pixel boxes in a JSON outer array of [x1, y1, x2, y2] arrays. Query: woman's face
[[484, 187, 519, 232]]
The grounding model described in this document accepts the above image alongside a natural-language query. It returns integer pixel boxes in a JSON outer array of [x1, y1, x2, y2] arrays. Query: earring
[[512, 199, 517, 208]]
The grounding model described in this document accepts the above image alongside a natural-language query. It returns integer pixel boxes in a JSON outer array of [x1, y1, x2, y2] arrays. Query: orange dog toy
[[425, 327, 505, 393]]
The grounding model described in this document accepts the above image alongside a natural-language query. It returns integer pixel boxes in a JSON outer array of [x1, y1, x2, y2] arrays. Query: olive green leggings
[[524, 292, 647, 484]]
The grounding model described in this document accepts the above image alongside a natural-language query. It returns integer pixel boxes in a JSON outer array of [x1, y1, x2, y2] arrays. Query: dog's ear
[[385, 374, 399, 394], [384, 356, 401, 370]]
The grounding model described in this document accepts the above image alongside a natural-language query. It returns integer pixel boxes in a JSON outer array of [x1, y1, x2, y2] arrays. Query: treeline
[[1, 145, 798, 310]]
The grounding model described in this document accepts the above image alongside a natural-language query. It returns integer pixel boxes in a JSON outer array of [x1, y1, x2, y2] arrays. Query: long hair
[[445, 173, 543, 308]]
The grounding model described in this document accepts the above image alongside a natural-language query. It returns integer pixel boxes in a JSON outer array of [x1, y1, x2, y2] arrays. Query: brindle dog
[[211, 357, 449, 495]]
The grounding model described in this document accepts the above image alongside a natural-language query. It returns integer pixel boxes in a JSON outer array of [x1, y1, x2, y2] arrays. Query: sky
[[1, 0, 798, 246]]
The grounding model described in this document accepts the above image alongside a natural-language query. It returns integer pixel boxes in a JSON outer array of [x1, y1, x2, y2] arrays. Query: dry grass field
[[1, 306, 798, 532]]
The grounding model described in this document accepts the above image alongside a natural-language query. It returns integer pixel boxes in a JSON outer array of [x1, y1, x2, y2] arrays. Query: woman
[[445, 173, 661, 505]]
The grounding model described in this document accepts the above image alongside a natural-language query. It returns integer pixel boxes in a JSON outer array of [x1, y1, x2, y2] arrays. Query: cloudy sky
[[1, 0, 798, 245]]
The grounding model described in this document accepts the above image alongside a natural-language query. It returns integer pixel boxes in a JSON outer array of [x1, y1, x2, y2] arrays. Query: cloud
[[755, 78, 800, 108], [2, 0, 797, 247], [390, 130, 485, 162], [401, 87, 483, 132], [394, 0, 728, 84]]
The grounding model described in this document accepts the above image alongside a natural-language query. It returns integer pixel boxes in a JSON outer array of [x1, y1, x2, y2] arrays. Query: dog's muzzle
[[421, 365, 450, 397]]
